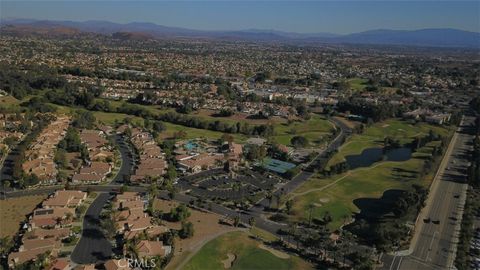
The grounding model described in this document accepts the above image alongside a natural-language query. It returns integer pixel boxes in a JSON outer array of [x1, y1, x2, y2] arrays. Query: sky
[[1, 1, 479, 34]]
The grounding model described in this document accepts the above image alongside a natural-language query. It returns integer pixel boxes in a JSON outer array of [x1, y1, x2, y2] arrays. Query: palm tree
[[125, 239, 139, 259], [66, 212, 73, 222], [266, 191, 273, 209], [307, 203, 315, 226], [248, 217, 256, 229], [149, 182, 159, 199], [339, 231, 355, 266], [287, 222, 297, 244], [3, 180, 10, 190], [274, 193, 281, 210], [151, 255, 163, 270], [55, 217, 63, 226]]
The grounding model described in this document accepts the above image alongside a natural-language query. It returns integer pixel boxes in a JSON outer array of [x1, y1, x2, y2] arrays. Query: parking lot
[[176, 169, 282, 203]]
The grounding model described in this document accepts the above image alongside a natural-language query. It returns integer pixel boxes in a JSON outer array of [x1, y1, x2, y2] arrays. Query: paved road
[[251, 117, 350, 212], [383, 116, 475, 270], [3, 119, 351, 262], [0, 144, 20, 186], [70, 192, 113, 264], [109, 134, 134, 185], [71, 134, 133, 264]]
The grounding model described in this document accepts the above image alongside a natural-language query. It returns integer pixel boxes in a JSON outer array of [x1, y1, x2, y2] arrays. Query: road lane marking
[[396, 257, 403, 270], [425, 231, 438, 261], [389, 255, 397, 270]]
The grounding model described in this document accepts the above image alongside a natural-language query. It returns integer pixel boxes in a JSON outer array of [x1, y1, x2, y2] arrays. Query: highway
[[384, 116, 475, 270]]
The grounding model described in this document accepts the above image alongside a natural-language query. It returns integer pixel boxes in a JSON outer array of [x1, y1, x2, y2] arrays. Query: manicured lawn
[[287, 119, 453, 230], [347, 78, 369, 91], [93, 111, 144, 125], [182, 231, 312, 270], [272, 115, 335, 147], [92, 110, 248, 142], [194, 109, 287, 126], [161, 122, 248, 143], [0, 195, 46, 237], [328, 119, 452, 166], [289, 150, 435, 230]]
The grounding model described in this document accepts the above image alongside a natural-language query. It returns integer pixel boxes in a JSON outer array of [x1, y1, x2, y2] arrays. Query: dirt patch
[[382, 124, 390, 128], [258, 244, 290, 259], [154, 199, 238, 270], [0, 195, 46, 237], [222, 253, 236, 269]]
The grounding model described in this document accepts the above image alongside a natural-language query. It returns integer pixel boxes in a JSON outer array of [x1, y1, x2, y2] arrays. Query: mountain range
[[1, 18, 479, 48]]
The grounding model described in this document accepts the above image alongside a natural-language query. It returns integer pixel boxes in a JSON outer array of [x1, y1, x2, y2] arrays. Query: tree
[[72, 110, 96, 129], [323, 211, 333, 224], [125, 239, 140, 259], [285, 200, 294, 215], [3, 180, 11, 190], [248, 217, 256, 229], [233, 215, 241, 227], [179, 221, 194, 238], [266, 191, 273, 209], [307, 203, 315, 226], [274, 193, 281, 210], [148, 182, 159, 200], [54, 149, 68, 169], [167, 166, 177, 181], [0, 236, 13, 257], [291, 136, 309, 148], [169, 204, 191, 222]]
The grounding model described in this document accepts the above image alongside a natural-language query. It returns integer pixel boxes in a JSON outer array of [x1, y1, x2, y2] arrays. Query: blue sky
[[1, 1, 479, 34]]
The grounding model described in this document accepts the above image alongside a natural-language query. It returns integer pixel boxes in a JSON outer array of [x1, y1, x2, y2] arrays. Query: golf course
[[286, 118, 453, 230], [182, 231, 312, 270]]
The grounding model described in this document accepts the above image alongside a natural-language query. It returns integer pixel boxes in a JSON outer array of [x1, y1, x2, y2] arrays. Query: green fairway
[[272, 115, 335, 147], [328, 119, 452, 166], [93, 111, 144, 125], [347, 78, 369, 91], [161, 122, 248, 142], [93, 111, 247, 142], [289, 155, 430, 230], [182, 231, 312, 270], [287, 119, 453, 230]]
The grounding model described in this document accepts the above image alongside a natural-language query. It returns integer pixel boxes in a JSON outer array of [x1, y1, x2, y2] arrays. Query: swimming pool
[[185, 141, 200, 151]]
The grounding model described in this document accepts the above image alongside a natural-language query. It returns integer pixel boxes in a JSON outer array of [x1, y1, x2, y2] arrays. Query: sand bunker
[[319, 198, 330, 203], [222, 253, 236, 269], [258, 244, 290, 259]]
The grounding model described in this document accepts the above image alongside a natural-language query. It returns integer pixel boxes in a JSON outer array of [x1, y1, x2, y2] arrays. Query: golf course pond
[[345, 147, 412, 169]]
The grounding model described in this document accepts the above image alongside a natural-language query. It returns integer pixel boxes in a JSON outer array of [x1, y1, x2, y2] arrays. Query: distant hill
[[329, 29, 480, 48], [111, 31, 154, 40], [1, 18, 479, 48], [0, 23, 81, 37]]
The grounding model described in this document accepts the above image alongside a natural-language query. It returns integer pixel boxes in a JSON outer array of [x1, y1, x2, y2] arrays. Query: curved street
[[70, 134, 134, 264]]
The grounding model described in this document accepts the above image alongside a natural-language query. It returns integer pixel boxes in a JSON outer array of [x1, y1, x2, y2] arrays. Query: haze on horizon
[[1, 0, 479, 34]]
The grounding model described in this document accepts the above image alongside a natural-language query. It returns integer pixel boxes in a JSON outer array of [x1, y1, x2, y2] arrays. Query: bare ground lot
[[0, 195, 46, 237], [153, 199, 240, 270]]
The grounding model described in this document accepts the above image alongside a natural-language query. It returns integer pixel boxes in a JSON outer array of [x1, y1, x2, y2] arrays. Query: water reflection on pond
[[345, 147, 412, 169]]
